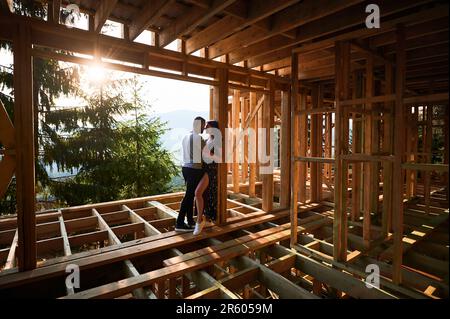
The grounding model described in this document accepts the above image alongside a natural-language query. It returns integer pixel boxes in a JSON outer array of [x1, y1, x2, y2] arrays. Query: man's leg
[[177, 167, 196, 228], [187, 170, 205, 226]]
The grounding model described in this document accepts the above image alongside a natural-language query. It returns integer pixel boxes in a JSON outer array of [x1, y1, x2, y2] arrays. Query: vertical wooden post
[[232, 90, 241, 194], [424, 105, 433, 215], [213, 68, 229, 225], [310, 85, 319, 202], [280, 90, 291, 208], [242, 97, 249, 185], [392, 24, 406, 284], [262, 81, 274, 212], [351, 71, 362, 221], [249, 92, 257, 197], [405, 107, 413, 199], [298, 89, 307, 202], [13, 23, 37, 271], [325, 113, 332, 185], [444, 105, 449, 202], [316, 85, 323, 202], [411, 106, 418, 197], [363, 53, 374, 249], [290, 52, 299, 246], [333, 41, 350, 262], [382, 64, 394, 237]]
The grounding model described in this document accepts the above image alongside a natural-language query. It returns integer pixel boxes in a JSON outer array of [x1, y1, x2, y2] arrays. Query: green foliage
[[46, 76, 178, 205], [0, 1, 80, 214]]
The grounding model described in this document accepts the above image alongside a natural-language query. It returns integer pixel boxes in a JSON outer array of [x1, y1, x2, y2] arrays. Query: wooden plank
[[242, 97, 249, 184], [401, 163, 449, 172], [262, 80, 274, 212], [0, 209, 289, 288], [61, 227, 305, 298], [279, 90, 291, 208], [128, 0, 174, 40], [333, 40, 350, 262], [403, 93, 448, 104], [232, 90, 241, 194], [234, 256, 317, 299], [248, 92, 257, 197], [123, 205, 160, 236], [158, 0, 238, 48], [379, 209, 449, 261], [351, 70, 362, 221], [290, 52, 299, 247], [363, 52, 374, 249], [298, 89, 307, 203], [225, 0, 364, 63], [58, 215, 71, 257], [13, 22, 36, 271], [4, 230, 18, 269], [64, 216, 98, 234], [382, 64, 394, 237], [392, 24, 406, 284], [185, 0, 299, 54], [213, 68, 229, 225]]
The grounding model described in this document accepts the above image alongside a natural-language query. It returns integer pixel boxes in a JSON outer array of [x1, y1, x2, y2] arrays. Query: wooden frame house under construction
[[0, 0, 448, 299]]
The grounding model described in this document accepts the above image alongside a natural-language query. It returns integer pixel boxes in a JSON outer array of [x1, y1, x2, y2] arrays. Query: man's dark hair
[[194, 116, 206, 124], [193, 116, 206, 133]]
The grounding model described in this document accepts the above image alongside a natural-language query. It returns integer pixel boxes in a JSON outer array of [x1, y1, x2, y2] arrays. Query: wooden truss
[[0, 0, 448, 298]]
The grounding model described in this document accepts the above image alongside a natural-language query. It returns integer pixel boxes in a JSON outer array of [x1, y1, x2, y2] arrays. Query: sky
[[0, 15, 210, 174], [0, 12, 210, 116]]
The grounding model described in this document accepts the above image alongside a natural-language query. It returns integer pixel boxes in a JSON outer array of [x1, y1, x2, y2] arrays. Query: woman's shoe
[[193, 220, 205, 235]]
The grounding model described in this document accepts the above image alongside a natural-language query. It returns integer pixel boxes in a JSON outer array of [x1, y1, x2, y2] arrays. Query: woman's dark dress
[[202, 144, 218, 221]]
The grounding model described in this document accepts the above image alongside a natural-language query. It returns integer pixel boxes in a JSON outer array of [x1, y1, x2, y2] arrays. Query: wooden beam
[[279, 90, 291, 208], [94, 0, 118, 33], [58, 214, 71, 257], [185, 0, 299, 54], [4, 230, 18, 269], [158, 0, 238, 48], [92, 208, 150, 299], [262, 80, 274, 212], [212, 0, 362, 60], [333, 40, 350, 262], [392, 24, 406, 285], [290, 52, 299, 246], [213, 68, 229, 225], [248, 92, 257, 197], [128, 0, 174, 40], [232, 90, 240, 194], [13, 22, 36, 271], [363, 52, 375, 249], [48, 0, 61, 24], [233, 256, 317, 299]]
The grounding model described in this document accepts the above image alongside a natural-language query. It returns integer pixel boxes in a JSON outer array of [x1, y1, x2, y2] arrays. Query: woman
[[193, 120, 219, 235]]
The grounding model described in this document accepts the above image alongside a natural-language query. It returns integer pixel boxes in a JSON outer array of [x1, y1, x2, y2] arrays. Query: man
[[176, 116, 206, 232]]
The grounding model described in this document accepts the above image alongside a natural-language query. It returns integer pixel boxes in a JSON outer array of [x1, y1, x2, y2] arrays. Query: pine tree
[[46, 74, 178, 205], [0, 0, 80, 214]]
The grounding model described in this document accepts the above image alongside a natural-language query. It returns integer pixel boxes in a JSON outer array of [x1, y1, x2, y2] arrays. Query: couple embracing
[[176, 117, 220, 235]]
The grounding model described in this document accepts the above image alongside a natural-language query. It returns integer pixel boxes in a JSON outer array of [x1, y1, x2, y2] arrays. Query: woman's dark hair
[[206, 120, 219, 129]]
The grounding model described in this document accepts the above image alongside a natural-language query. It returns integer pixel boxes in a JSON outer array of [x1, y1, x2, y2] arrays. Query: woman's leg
[[194, 173, 209, 223]]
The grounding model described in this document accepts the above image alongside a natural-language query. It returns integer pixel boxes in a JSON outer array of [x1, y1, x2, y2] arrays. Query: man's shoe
[[175, 223, 193, 232], [193, 220, 206, 236], [187, 221, 196, 229]]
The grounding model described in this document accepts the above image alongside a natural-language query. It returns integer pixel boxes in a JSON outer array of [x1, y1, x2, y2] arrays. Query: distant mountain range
[[45, 109, 209, 178]]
